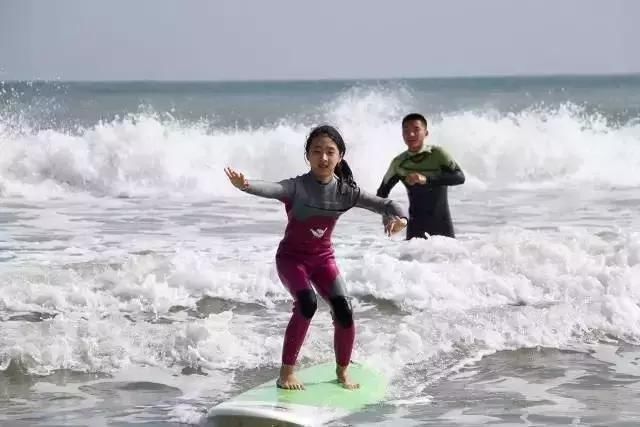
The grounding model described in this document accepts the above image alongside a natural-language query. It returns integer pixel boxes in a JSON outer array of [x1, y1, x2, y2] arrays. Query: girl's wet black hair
[[305, 125, 357, 191]]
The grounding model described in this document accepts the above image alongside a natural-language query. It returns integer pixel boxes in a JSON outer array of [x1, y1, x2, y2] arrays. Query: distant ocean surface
[[1, 75, 640, 426]]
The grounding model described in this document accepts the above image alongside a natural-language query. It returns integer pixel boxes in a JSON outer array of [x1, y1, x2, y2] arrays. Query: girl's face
[[306, 135, 343, 181]]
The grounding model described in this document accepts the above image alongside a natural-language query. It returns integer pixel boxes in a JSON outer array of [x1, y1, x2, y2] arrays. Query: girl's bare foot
[[336, 365, 360, 390], [276, 364, 304, 390]]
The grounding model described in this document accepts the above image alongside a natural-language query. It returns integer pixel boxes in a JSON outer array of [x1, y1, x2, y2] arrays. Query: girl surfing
[[225, 125, 407, 390]]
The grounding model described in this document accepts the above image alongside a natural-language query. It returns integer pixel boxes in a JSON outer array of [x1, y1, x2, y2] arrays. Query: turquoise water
[[3, 74, 640, 130]]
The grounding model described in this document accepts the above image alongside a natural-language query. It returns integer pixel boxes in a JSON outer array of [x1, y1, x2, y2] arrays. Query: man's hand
[[405, 172, 427, 186]]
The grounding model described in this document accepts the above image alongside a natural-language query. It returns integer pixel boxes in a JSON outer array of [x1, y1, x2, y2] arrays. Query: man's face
[[402, 120, 428, 152]]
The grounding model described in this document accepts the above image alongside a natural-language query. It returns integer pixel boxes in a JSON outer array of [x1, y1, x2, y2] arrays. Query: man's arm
[[376, 161, 401, 198], [428, 147, 465, 186]]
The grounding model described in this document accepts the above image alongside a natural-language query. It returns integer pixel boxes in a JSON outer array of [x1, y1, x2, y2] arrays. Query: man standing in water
[[376, 113, 465, 239]]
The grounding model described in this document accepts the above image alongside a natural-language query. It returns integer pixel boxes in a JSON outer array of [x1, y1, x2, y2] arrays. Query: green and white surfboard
[[208, 361, 387, 427]]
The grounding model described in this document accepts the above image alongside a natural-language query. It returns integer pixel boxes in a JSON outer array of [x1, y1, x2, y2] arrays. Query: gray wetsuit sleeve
[[243, 178, 296, 201], [355, 189, 408, 220]]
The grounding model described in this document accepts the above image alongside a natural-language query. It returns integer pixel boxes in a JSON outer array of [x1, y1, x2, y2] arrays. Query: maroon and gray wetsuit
[[244, 172, 407, 366]]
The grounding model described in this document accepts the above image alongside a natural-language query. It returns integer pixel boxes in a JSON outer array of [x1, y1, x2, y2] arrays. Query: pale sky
[[1, 0, 638, 81]]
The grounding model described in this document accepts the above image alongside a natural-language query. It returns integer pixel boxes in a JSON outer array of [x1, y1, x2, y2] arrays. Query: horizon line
[[2, 71, 640, 84]]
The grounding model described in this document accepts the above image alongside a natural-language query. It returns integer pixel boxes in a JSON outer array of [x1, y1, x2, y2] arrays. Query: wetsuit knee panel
[[296, 289, 317, 319], [330, 296, 353, 328]]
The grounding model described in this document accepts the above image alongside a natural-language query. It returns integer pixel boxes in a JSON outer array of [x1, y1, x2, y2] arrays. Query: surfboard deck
[[208, 361, 387, 427]]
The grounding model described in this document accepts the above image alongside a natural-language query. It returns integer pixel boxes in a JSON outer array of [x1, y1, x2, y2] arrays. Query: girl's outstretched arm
[[224, 167, 295, 201], [355, 189, 408, 236]]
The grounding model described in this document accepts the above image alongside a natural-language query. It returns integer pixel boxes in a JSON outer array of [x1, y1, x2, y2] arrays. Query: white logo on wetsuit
[[310, 227, 327, 238]]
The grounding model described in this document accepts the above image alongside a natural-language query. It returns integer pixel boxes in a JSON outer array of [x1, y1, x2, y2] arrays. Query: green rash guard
[[376, 144, 465, 239]]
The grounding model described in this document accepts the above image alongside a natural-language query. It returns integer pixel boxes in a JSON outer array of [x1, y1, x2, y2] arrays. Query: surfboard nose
[[207, 362, 387, 427]]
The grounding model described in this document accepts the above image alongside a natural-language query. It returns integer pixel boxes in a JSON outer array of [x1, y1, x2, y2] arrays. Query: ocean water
[[1, 75, 640, 426]]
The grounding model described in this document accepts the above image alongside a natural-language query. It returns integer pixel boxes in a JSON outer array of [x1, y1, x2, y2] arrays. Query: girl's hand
[[224, 167, 249, 190], [385, 216, 407, 236]]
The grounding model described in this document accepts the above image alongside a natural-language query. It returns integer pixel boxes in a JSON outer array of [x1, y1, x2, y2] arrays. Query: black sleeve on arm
[[428, 166, 465, 186], [376, 174, 401, 198]]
